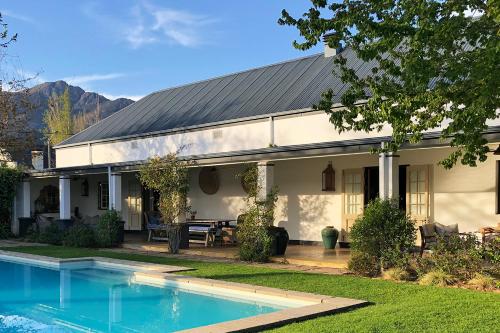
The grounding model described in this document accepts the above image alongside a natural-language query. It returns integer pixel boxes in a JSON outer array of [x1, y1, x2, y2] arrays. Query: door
[[127, 181, 142, 230], [406, 165, 430, 236], [342, 169, 364, 242]]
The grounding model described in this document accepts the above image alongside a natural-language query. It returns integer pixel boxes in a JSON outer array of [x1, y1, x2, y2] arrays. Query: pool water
[[0, 259, 285, 332]]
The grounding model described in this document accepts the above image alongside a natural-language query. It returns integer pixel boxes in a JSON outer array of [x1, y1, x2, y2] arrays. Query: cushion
[[189, 226, 211, 232], [435, 222, 459, 236], [421, 223, 436, 237]]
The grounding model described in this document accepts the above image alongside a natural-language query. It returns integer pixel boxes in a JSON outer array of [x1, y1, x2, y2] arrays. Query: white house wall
[[186, 148, 500, 242], [56, 120, 270, 167]]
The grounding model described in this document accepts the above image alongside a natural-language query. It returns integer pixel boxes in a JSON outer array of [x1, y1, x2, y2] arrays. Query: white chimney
[[323, 33, 342, 57], [31, 150, 44, 170]]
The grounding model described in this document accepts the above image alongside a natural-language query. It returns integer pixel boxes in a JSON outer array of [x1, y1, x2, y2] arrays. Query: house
[[12, 43, 500, 245]]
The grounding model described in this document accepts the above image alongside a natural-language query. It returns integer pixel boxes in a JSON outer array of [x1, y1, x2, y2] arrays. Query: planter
[[268, 226, 289, 256], [117, 220, 125, 244], [339, 241, 351, 249], [321, 226, 339, 249], [18, 217, 36, 237], [179, 223, 190, 249]]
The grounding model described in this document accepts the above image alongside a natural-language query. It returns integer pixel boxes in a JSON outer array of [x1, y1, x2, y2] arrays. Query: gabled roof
[[60, 47, 371, 146]]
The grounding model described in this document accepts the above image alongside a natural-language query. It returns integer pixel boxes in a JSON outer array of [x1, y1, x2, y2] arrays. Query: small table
[[479, 226, 500, 244]]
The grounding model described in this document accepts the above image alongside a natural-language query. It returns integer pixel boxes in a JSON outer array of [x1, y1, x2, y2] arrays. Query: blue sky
[[1, 0, 322, 100]]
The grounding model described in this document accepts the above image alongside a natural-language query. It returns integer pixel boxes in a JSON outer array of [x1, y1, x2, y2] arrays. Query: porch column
[[257, 161, 274, 202], [379, 149, 399, 200], [20, 180, 31, 218], [12, 180, 30, 235], [109, 172, 122, 211], [59, 176, 71, 220]]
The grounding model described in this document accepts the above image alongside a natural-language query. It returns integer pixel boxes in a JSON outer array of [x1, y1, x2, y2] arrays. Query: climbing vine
[[0, 164, 23, 238]]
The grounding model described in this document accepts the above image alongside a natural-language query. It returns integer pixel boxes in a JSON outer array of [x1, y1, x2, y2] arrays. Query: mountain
[[26, 80, 135, 131]]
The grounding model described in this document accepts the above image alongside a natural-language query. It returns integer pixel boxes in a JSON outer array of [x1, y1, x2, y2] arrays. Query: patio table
[[186, 219, 236, 247]]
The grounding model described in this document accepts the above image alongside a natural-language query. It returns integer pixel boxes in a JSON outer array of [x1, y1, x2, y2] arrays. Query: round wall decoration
[[199, 167, 220, 195]]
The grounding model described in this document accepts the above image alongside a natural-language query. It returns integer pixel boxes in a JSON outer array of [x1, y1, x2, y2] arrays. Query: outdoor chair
[[144, 212, 169, 242], [419, 222, 462, 256]]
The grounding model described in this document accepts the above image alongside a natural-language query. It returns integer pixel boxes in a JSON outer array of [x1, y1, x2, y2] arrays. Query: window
[[98, 182, 109, 210], [406, 165, 429, 221]]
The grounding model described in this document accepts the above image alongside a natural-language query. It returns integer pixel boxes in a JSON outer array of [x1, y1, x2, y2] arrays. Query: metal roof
[[60, 48, 369, 146]]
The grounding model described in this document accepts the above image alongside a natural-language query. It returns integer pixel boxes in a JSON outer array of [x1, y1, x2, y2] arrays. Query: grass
[[3, 246, 500, 333]]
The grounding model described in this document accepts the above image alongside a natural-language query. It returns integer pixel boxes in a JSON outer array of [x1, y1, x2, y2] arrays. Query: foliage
[[0, 14, 35, 160], [482, 237, 500, 276], [0, 222, 11, 239], [5, 246, 500, 333], [95, 210, 123, 248], [63, 223, 96, 248], [138, 154, 193, 223], [429, 234, 482, 281], [38, 222, 65, 245], [382, 267, 414, 282], [43, 87, 74, 145], [279, 1, 499, 168], [24, 224, 39, 243], [419, 271, 457, 287], [237, 164, 278, 262], [348, 198, 416, 274], [467, 273, 498, 291], [0, 165, 22, 232], [347, 251, 380, 277]]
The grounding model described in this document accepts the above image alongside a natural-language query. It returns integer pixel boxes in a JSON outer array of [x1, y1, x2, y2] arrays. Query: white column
[[21, 180, 31, 217], [379, 150, 399, 200], [257, 161, 274, 202], [110, 172, 122, 211], [59, 176, 71, 219]]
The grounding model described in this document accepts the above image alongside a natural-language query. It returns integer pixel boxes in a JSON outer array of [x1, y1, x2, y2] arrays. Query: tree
[[0, 13, 34, 162], [138, 154, 194, 253], [43, 88, 74, 145], [279, 1, 499, 168]]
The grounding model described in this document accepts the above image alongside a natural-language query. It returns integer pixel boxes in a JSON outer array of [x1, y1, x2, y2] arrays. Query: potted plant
[[138, 154, 194, 254], [321, 226, 339, 249]]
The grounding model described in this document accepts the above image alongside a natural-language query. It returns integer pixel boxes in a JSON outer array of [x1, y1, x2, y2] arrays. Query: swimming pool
[[0, 253, 366, 332]]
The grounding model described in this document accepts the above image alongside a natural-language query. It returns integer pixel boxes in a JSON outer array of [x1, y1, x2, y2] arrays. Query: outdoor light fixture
[[322, 161, 335, 191], [81, 179, 89, 197]]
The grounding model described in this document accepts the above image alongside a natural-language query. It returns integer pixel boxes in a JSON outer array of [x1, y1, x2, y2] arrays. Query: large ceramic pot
[[321, 226, 339, 249], [268, 226, 289, 256]]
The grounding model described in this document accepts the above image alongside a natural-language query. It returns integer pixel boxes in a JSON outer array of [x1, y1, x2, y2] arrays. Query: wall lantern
[[322, 162, 335, 191], [81, 179, 89, 197]]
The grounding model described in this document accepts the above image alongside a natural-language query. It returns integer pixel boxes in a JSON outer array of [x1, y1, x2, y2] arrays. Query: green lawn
[[3, 246, 499, 333]]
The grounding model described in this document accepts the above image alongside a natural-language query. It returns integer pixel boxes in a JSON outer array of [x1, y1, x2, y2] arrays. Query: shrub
[[430, 234, 482, 281], [467, 273, 497, 291], [24, 225, 40, 242], [237, 164, 278, 262], [382, 267, 414, 282], [348, 251, 380, 277], [349, 198, 416, 275], [95, 210, 123, 248], [419, 271, 457, 287], [64, 223, 96, 248], [482, 237, 500, 276], [0, 222, 11, 239], [38, 222, 65, 245]]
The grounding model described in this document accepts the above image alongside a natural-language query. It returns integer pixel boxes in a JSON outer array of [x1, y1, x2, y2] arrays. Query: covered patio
[[122, 231, 350, 269]]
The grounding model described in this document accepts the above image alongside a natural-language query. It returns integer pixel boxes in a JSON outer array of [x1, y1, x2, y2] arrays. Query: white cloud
[[101, 92, 144, 101], [83, 1, 215, 49], [62, 73, 126, 88], [1, 9, 35, 24]]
